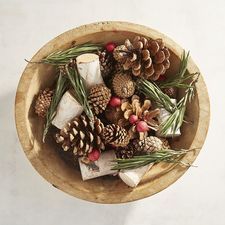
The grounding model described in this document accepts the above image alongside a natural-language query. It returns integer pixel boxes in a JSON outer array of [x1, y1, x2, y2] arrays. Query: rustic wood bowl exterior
[[15, 21, 210, 203]]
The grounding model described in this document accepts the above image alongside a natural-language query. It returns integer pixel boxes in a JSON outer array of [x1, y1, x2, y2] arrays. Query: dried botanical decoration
[[102, 124, 130, 147], [30, 34, 198, 186], [35, 88, 53, 118], [121, 95, 160, 139], [112, 73, 135, 98], [98, 50, 115, 79], [163, 87, 177, 98], [56, 115, 105, 156], [133, 136, 164, 153], [113, 36, 170, 80], [116, 144, 136, 159], [88, 83, 111, 115]]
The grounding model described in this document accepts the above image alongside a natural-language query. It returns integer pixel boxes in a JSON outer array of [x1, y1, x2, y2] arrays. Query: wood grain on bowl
[[15, 21, 210, 203]]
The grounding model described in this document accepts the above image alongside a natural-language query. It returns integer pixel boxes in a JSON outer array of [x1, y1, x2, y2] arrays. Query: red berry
[[109, 96, 121, 107], [136, 121, 149, 132], [106, 42, 116, 52], [129, 114, 138, 124], [88, 149, 100, 161]]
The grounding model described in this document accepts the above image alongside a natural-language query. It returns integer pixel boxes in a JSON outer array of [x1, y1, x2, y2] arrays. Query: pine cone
[[116, 144, 136, 159], [56, 115, 105, 156], [133, 136, 163, 153], [114, 63, 124, 73], [112, 73, 135, 98], [163, 87, 177, 98], [102, 124, 130, 147], [35, 88, 53, 118], [121, 95, 160, 130], [99, 50, 115, 78], [113, 36, 170, 81], [88, 84, 111, 115], [158, 137, 171, 149]]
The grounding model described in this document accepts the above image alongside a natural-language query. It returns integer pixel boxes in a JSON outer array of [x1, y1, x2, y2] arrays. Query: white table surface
[[1, 0, 224, 224]]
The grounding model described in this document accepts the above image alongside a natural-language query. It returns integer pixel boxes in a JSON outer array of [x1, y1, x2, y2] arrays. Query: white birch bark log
[[79, 150, 117, 181], [76, 53, 104, 88], [119, 163, 154, 188], [52, 91, 83, 129], [156, 98, 181, 138]]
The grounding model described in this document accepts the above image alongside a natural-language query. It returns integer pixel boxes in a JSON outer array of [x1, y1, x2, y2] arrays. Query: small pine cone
[[163, 87, 177, 98], [112, 73, 135, 98], [55, 115, 105, 156], [99, 50, 115, 78], [133, 136, 163, 153], [114, 63, 124, 73], [116, 145, 135, 159], [158, 137, 171, 149], [88, 84, 111, 115], [102, 124, 130, 147], [35, 88, 53, 117]]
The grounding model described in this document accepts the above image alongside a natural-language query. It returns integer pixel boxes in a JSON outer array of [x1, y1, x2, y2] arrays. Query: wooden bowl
[[15, 21, 210, 203]]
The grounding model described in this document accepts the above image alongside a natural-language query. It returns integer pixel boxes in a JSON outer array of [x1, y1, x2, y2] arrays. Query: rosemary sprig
[[27, 43, 102, 65], [158, 51, 199, 89], [159, 76, 199, 136], [65, 65, 94, 120], [112, 148, 196, 170], [136, 78, 175, 113], [43, 72, 68, 142]]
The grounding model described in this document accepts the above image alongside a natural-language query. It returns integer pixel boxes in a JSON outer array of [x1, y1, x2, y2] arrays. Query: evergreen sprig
[[43, 72, 68, 142], [26, 43, 102, 65], [65, 65, 94, 120], [136, 79, 176, 113], [159, 76, 199, 136], [112, 148, 196, 170], [158, 51, 200, 89]]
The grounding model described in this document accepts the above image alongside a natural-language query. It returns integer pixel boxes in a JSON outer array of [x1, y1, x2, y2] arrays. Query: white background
[[1, 0, 225, 224]]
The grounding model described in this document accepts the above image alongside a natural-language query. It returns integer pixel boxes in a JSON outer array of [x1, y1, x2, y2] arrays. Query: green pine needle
[[158, 50, 200, 89], [136, 79, 175, 113], [159, 76, 199, 136], [112, 148, 196, 170], [42, 72, 68, 142], [65, 65, 94, 121], [26, 43, 102, 65]]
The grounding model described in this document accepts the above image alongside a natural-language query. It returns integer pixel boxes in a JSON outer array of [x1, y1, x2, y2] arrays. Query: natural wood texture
[[15, 21, 210, 204]]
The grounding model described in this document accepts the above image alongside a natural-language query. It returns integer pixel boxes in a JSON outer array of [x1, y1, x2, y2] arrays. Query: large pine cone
[[99, 50, 115, 79], [112, 73, 135, 98], [102, 124, 130, 147], [56, 115, 105, 156], [113, 36, 170, 81], [35, 88, 53, 118], [133, 136, 164, 153], [88, 84, 111, 115]]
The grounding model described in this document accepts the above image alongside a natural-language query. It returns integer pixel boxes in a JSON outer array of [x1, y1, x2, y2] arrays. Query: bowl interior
[[16, 22, 208, 203]]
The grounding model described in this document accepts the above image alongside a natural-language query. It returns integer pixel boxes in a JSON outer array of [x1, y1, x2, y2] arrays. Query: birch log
[[119, 164, 154, 188], [76, 53, 104, 88], [52, 91, 83, 129], [156, 99, 181, 138], [79, 150, 117, 181]]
